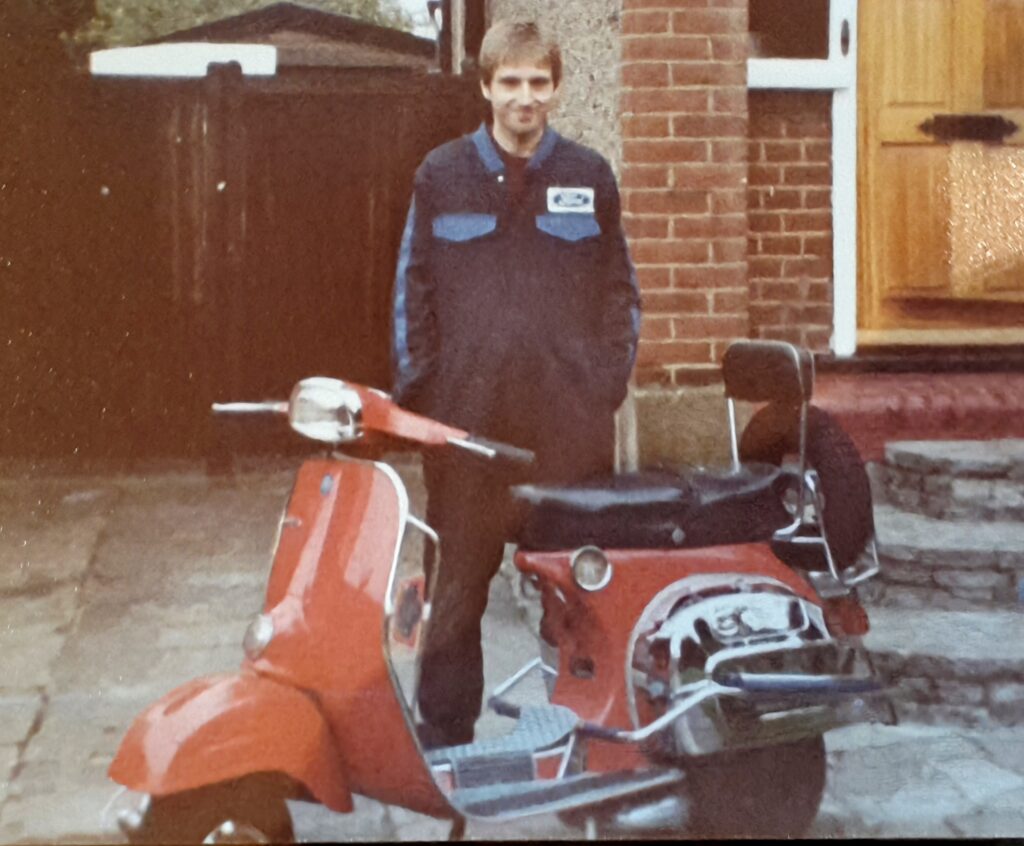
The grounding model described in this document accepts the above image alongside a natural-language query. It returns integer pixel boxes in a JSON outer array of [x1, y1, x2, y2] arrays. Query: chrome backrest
[[722, 340, 815, 472]]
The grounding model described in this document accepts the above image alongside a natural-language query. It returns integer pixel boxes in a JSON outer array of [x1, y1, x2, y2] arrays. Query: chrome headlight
[[242, 613, 275, 660], [288, 377, 363, 444], [571, 546, 613, 592]]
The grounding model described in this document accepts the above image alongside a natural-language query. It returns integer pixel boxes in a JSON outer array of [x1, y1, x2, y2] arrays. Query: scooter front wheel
[[123, 774, 295, 844]]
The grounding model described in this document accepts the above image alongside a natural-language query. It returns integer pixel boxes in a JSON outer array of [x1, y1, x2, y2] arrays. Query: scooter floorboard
[[424, 704, 578, 770], [450, 767, 684, 820]]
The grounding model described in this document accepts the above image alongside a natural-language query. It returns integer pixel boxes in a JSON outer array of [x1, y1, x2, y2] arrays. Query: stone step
[[870, 440, 1024, 521], [865, 607, 1024, 729], [862, 505, 1024, 610]]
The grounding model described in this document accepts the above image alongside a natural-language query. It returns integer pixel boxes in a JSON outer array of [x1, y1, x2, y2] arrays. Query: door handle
[[918, 113, 1019, 144]]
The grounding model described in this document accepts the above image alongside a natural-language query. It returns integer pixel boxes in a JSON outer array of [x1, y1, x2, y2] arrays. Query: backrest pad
[[721, 340, 814, 403]]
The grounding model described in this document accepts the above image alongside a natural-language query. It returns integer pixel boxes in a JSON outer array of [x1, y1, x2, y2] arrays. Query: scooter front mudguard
[[108, 671, 352, 813]]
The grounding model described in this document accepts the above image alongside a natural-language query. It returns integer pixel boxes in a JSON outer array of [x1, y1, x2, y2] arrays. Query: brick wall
[[620, 0, 749, 388], [747, 90, 833, 351]]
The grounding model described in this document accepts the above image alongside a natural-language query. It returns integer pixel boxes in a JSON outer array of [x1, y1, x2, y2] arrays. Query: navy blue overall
[[392, 124, 640, 744]]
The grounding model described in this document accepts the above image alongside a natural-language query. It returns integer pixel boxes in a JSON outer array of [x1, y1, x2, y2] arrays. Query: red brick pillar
[[747, 91, 834, 351], [620, 0, 750, 387]]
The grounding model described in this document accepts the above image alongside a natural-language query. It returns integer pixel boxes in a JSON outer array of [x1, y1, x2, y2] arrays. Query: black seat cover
[[511, 464, 793, 551]]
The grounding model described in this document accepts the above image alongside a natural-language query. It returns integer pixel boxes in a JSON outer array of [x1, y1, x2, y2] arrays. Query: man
[[392, 20, 640, 749]]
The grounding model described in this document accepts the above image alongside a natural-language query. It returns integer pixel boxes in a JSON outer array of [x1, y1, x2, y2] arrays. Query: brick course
[[621, 0, 749, 387], [747, 90, 833, 351]]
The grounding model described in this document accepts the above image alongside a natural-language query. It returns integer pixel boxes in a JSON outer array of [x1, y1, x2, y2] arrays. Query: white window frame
[[748, 0, 858, 357]]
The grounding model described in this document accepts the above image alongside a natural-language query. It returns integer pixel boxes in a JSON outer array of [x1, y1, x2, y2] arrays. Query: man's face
[[480, 62, 557, 142]]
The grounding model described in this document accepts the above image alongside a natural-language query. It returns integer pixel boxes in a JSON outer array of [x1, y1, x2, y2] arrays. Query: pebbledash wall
[[488, 0, 835, 465]]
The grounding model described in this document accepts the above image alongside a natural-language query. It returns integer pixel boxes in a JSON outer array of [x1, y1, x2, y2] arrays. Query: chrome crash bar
[[487, 658, 884, 748]]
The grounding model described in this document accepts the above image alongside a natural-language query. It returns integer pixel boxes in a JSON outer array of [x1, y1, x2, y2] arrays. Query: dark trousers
[[416, 416, 614, 745]]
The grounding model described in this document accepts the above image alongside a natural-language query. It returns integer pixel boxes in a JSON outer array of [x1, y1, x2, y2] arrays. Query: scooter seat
[[513, 470, 690, 513], [511, 464, 793, 551]]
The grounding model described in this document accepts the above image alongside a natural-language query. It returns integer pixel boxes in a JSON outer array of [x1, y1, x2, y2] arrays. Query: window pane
[[749, 0, 830, 59]]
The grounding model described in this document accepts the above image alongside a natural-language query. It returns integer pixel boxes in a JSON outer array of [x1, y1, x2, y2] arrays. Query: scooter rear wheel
[[125, 774, 295, 844], [685, 734, 827, 838]]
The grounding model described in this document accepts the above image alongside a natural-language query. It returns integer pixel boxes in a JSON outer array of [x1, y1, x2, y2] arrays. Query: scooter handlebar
[[208, 387, 535, 466], [447, 435, 536, 466]]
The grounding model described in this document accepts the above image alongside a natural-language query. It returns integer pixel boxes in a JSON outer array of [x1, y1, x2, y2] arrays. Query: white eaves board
[[89, 43, 277, 78]]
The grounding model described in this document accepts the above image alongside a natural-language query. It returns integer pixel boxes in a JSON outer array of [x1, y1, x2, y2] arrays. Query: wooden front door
[[858, 0, 1024, 345]]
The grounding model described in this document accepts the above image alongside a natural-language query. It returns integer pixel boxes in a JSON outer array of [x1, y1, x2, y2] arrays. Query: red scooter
[[108, 340, 891, 841]]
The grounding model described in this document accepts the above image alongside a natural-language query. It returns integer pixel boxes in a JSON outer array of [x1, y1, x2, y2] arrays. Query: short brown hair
[[478, 21, 562, 87]]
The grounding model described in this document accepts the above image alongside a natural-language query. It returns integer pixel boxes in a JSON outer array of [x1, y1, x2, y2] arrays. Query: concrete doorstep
[[0, 462, 1022, 841]]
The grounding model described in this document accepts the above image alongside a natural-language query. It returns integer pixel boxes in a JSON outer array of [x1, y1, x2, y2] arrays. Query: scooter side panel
[[251, 458, 451, 818], [517, 544, 822, 772], [108, 671, 353, 812]]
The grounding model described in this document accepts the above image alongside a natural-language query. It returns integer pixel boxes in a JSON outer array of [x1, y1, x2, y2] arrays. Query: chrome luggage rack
[[773, 468, 882, 595], [722, 340, 881, 592]]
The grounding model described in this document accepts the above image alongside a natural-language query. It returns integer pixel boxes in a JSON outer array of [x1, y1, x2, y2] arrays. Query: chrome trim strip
[[556, 734, 577, 780], [407, 514, 439, 545], [727, 397, 740, 472], [375, 460, 411, 618], [371, 460, 455, 810]]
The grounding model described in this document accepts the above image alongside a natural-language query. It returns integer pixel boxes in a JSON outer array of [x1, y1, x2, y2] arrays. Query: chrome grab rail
[[772, 469, 882, 590]]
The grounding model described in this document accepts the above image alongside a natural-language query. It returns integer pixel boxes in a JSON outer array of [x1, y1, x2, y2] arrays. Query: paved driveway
[[0, 462, 1021, 841]]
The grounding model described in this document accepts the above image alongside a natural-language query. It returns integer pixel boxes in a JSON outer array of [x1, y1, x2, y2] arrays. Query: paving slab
[[0, 692, 151, 844], [0, 514, 108, 596], [931, 757, 1024, 805], [0, 585, 84, 693], [947, 808, 1024, 839], [820, 723, 1024, 838], [825, 721, 957, 752], [964, 728, 1024, 773], [0, 748, 20, 809]]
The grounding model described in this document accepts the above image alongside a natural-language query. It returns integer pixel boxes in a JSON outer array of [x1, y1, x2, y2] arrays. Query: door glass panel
[[946, 143, 1024, 297], [749, 0, 829, 58]]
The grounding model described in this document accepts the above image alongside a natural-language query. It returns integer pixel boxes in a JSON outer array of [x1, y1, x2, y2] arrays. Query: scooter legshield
[[108, 671, 353, 812]]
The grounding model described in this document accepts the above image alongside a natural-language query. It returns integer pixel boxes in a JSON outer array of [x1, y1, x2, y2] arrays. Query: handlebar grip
[[464, 436, 536, 466], [211, 401, 288, 415], [207, 401, 288, 415]]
